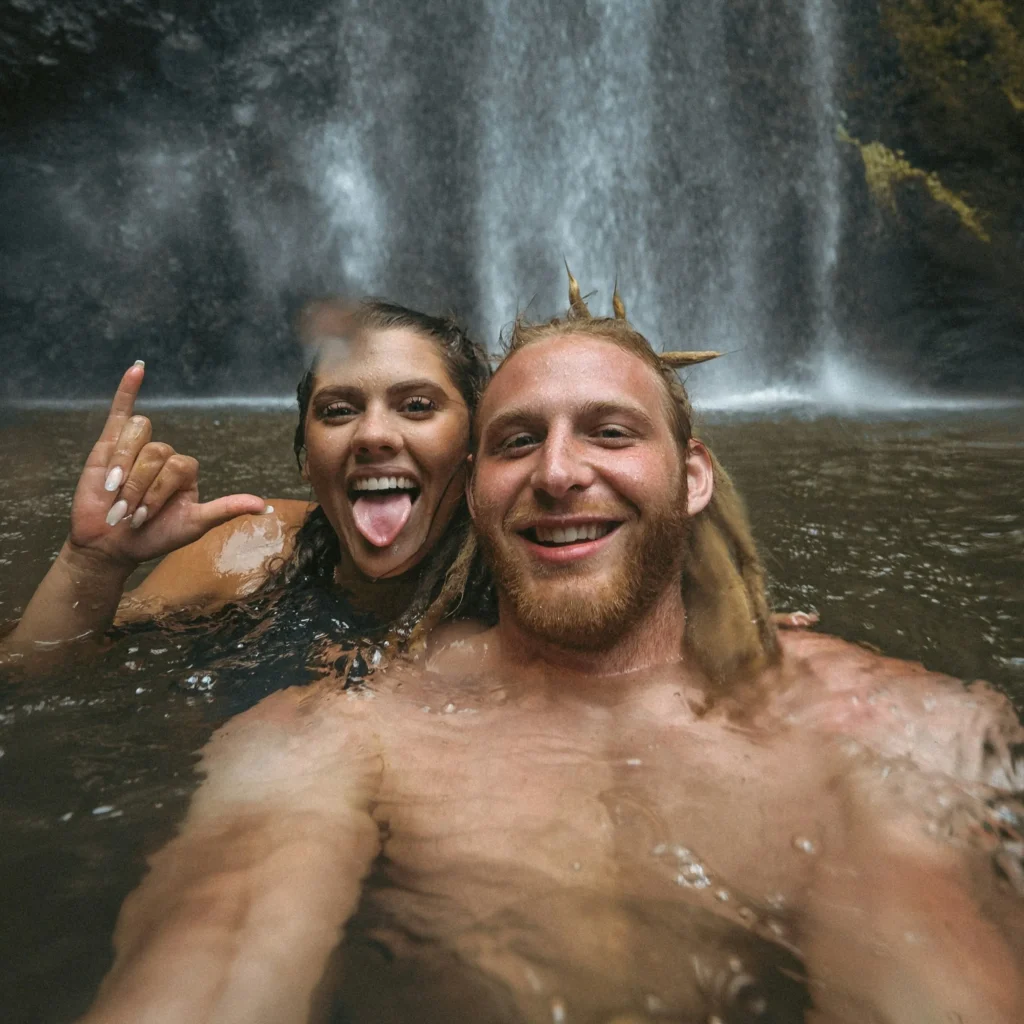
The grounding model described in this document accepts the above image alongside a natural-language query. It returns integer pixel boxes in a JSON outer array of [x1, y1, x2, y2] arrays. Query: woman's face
[[303, 327, 471, 579]]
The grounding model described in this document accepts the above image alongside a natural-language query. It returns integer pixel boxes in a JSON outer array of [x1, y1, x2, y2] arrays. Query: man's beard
[[475, 485, 691, 653]]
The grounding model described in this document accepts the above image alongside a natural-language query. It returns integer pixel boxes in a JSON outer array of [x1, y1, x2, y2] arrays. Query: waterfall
[[2, 0, 857, 402]]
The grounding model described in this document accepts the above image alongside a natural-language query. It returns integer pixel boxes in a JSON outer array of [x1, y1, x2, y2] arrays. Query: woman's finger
[[130, 453, 200, 528], [102, 415, 153, 496], [193, 494, 271, 534], [86, 362, 146, 469], [114, 441, 176, 523]]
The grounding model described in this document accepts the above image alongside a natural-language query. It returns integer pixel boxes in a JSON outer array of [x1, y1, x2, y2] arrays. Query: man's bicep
[[803, 755, 1024, 1023]]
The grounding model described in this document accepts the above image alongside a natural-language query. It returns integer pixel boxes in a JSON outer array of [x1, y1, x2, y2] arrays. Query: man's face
[[471, 335, 704, 651]]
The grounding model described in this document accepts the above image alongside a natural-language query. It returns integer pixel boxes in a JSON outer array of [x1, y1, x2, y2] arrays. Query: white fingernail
[[130, 505, 148, 529], [105, 500, 128, 527], [134, 359, 145, 368], [104, 466, 123, 492]]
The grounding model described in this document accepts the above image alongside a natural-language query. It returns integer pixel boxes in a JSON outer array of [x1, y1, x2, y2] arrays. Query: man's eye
[[499, 432, 539, 452], [400, 396, 436, 415], [594, 425, 632, 441]]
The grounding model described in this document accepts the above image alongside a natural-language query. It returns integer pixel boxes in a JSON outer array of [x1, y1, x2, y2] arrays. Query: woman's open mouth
[[348, 475, 422, 548]]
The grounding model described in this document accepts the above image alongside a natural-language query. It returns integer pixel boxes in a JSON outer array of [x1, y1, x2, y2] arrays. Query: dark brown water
[[1, 404, 1022, 1022]]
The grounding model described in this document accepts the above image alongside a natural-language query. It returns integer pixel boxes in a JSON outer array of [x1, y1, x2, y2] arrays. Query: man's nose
[[352, 403, 403, 457], [530, 426, 595, 498]]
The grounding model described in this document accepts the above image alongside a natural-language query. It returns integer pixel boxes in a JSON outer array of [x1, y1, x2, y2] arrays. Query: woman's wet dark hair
[[267, 299, 491, 639]]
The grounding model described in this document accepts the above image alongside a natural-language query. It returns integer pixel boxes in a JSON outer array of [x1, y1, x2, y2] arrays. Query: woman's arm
[[2, 364, 268, 667], [81, 686, 383, 1024]]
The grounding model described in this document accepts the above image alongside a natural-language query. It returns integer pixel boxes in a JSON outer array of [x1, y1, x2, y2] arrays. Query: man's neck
[[495, 584, 688, 680]]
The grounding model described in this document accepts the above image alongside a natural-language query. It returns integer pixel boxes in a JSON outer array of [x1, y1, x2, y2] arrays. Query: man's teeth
[[351, 476, 417, 492], [534, 523, 612, 545]]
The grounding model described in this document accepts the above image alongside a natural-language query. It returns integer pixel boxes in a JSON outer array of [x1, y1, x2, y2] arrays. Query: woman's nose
[[352, 404, 404, 457]]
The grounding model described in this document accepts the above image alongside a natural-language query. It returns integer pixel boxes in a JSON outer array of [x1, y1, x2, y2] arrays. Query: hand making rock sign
[[2, 361, 267, 664], [74, 361, 268, 566]]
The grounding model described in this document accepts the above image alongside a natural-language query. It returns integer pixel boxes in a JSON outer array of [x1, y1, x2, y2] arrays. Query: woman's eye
[[320, 402, 358, 419], [400, 396, 436, 415]]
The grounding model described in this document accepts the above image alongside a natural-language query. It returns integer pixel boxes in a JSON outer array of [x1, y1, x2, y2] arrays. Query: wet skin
[[81, 333, 1024, 1024]]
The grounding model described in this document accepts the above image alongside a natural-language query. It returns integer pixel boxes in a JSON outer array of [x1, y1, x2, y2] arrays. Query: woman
[[2, 299, 491, 670]]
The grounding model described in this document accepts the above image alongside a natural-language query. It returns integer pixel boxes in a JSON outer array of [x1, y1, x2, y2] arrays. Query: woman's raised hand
[[70, 362, 268, 569]]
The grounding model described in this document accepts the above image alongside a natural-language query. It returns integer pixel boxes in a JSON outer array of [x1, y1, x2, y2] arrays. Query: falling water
[[0, 0, 921, 404]]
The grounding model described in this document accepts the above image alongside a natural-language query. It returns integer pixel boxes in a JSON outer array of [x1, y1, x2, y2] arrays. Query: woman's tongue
[[352, 493, 414, 548]]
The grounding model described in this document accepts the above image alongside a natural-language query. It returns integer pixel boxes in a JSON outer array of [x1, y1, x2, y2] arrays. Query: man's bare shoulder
[[771, 630, 1023, 789], [118, 500, 313, 620]]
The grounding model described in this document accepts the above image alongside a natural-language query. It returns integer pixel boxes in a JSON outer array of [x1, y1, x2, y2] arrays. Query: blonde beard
[[477, 486, 691, 653]]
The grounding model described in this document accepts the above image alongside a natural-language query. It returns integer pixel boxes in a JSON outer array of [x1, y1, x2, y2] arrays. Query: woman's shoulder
[[120, 499, 316, 619]]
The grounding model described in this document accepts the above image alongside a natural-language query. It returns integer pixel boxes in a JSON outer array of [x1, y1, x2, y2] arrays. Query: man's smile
[[515, 518, 624, 563]]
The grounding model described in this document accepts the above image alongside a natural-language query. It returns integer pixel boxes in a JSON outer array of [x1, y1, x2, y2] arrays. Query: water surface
[[1, 405, 1021, 1021]]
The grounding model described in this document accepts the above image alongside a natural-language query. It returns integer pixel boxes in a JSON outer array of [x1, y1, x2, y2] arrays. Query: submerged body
[[85, 634, 1024, 1024]]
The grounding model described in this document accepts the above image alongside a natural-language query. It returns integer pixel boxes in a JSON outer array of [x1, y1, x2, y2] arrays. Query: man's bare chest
[[365, 699, 826, 926]]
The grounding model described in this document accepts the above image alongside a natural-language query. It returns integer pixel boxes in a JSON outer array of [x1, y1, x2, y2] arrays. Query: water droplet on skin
[[651, 843, 667, 856], [626, 758, 642, 766], [571, 861, 581, 871], [728, 956, 743, 973], [645, 994, 664, 1013], [738, 906, 756, 923], [443, 702, 456, 714], [135, 687, 146, 695], [792, 835, 817, 854], [551, 996, 567, 1023], [92, 805, 115, 815], [60, 812, 73, 822], [715, 888, 730, 902]]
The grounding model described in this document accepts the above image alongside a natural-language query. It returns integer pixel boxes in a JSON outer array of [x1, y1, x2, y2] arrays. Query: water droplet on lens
[[792, 835, 817, 854]]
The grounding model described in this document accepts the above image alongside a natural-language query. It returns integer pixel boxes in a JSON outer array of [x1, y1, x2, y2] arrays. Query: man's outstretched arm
[[804, 754, 1024, 1024], [81, 687, 383, 1024]]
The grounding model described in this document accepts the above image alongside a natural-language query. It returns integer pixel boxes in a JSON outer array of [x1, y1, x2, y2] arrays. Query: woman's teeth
[[533, 523, 612, 545], [351, 476, 417, 492]]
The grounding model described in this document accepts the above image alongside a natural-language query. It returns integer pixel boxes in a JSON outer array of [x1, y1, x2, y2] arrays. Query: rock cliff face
[[1, 0, 1021, 397], [836, 0, 1024, 391]]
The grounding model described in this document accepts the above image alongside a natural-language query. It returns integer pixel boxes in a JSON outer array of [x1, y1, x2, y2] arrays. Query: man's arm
[[774, 631, 1024, 790], [803, 753, 1024, 1024], [81, 686, 383, 1024]]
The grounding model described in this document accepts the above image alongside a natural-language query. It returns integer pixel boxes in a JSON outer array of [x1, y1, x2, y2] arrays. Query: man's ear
[[685, 439, 714, 516], [465, 453, 477, 521]]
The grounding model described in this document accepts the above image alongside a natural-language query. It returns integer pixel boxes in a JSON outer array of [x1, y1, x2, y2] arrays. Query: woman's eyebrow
[[386, 378, 449, 395]]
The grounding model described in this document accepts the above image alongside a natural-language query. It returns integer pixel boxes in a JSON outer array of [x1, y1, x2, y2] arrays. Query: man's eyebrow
[[479, 407, 538, 439], [575, 399, 656, 426], [480, 399, 656, 438]]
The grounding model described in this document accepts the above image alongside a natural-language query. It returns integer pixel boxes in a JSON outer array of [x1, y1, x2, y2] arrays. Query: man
[[81, 296, 1024, 1024]]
